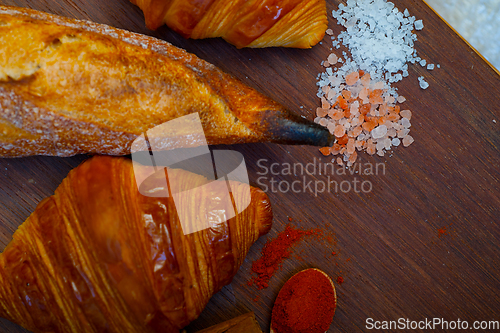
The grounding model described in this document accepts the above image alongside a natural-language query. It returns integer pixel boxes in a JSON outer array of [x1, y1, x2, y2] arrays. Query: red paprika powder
[[271, 269, 336, 333], [248, 225, 322, 289]]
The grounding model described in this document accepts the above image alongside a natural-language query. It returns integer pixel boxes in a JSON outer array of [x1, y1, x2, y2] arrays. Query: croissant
[[130, 0, 328, 48], [0, 6, 332, 158], [0, 156, 273, 333]]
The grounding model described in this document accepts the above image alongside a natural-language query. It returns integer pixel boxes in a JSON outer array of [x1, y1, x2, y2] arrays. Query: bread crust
[[0, 6, 332, 157]]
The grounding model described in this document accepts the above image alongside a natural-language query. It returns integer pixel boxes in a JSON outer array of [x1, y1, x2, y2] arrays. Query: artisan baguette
[[0, 6, 332, 157]]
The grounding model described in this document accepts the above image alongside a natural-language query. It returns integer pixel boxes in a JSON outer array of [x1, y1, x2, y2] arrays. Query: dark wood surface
[[1, 0, 499, 332]]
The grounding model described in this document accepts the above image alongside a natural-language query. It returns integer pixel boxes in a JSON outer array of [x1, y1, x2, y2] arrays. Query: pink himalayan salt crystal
[[359, 87, 369, 102], [402, 135, 415, 147], [352, 125, 363, 137], [398, 129, 410, 138], [317, 107, 328, 117], [366, 142, 376, 155], [334, 124, 346, 137], [328, 53, 338, 65], [346, 138, 356, 154], [327, 122, 336, 134], [373, 81, 385, 90], [400, 109, 412, 120], [360, 73, 371, 86], [345, 71, 360, 85], [321, 97, 330, 109], [348, 151, 358, 164]]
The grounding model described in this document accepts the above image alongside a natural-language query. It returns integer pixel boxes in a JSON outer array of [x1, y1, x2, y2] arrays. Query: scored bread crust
[[0, 5, 332, 157]]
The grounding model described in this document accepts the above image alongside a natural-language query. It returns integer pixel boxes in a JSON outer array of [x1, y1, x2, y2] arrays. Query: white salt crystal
[[414, 19, 424, 30], [392, 138, 401, 146], [419, 59, 427, 66], [329, 76, 342, 86], [331, 0, 422, 85], [371, 125, 388, 139], [418, 76, 429, 89], [427, 63, 435, 70]]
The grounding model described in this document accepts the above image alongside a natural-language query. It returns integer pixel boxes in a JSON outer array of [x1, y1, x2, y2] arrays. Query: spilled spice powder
[[248, 225, 323, 290], [336, 276, 344, 285], [438, 227, 447, 238]]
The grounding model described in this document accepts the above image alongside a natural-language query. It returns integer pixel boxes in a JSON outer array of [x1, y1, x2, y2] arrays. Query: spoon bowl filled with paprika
[[270, 268, 337, 333]]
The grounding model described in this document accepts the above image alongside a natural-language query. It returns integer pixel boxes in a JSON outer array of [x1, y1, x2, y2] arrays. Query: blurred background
[[425, 0, 500, 70]]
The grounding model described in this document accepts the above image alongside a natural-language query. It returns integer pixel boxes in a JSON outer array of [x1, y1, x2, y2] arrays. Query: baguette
[[0, 5, 332, 158]]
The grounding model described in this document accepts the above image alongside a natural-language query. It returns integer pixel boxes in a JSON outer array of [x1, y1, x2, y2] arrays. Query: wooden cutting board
[[1, 0, 499, 332]]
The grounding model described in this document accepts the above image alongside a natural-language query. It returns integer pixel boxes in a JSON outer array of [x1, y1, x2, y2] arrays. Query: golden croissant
[[0, 156, 273, 332], [130, 0, 328, 48], [0, 6, 332, 158]]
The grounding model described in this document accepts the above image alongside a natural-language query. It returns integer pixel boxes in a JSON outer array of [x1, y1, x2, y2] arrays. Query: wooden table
[[1, 0, 499, 332]]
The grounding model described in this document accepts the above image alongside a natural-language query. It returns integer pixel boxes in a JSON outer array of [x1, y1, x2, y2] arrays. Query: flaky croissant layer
[[0, 156, 273, 332], [131, 0, 328, 48]]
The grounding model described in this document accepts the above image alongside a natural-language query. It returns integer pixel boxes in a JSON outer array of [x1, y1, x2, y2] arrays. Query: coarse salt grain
[[414, 19, 424, 30], [371, 125, 388, 139], [328, 53, 338, 65], [400, 109, 412, 120], [418, 76, 429, 89], [315, 0, 421, 166], [402, 135, 415, 147]]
